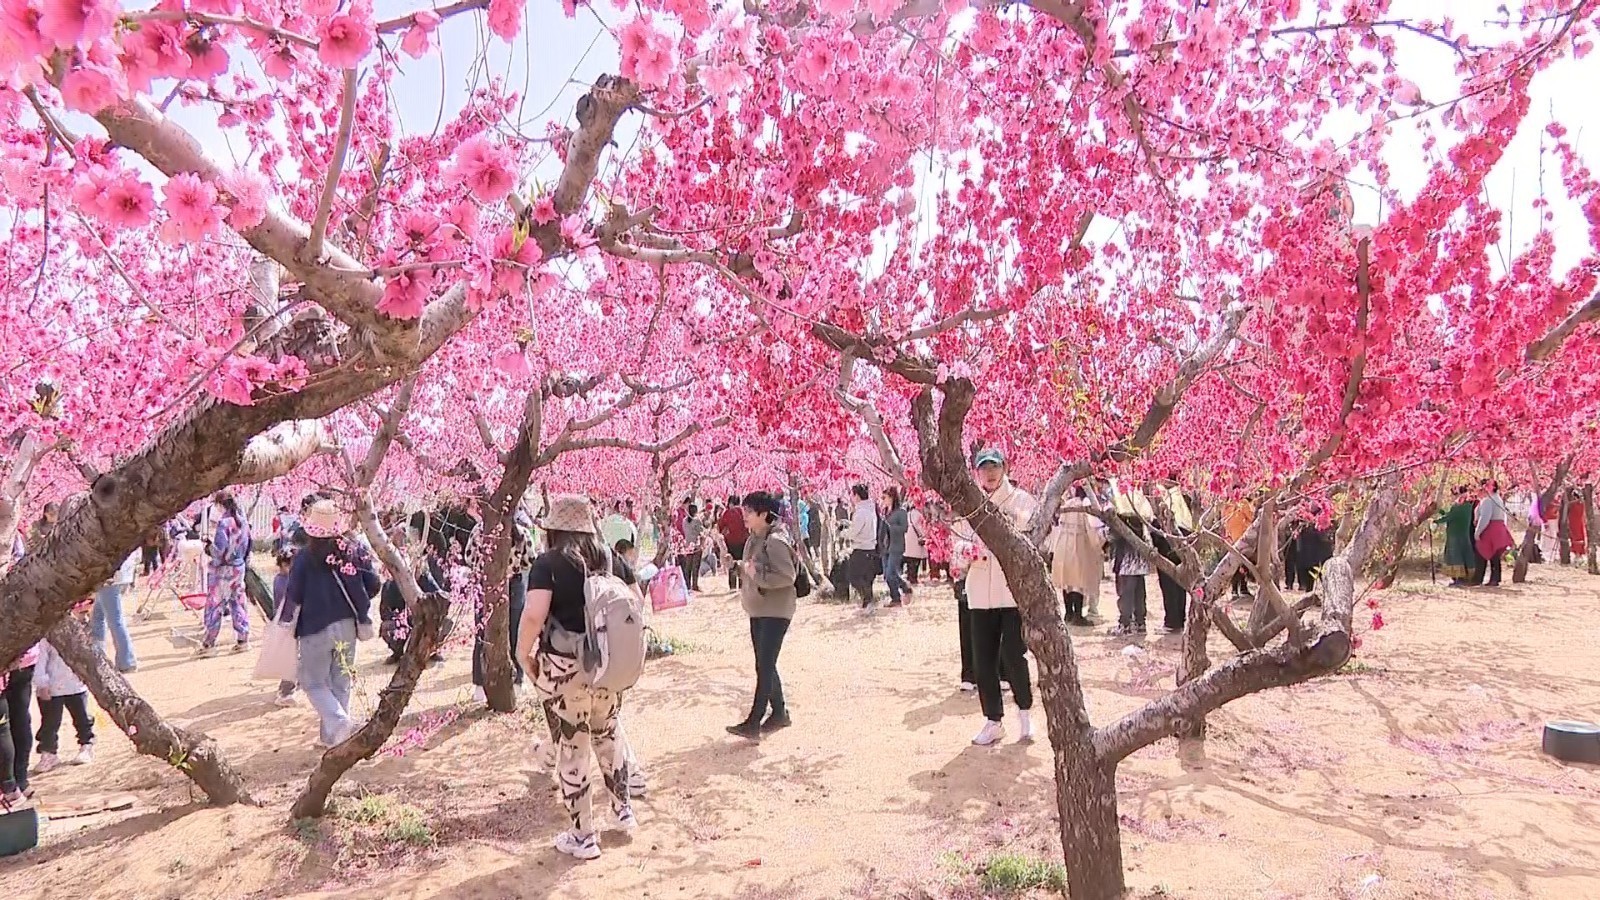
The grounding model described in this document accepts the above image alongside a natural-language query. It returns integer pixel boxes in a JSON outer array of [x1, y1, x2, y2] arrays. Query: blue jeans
[[92, 584, 138, 671], [882, 552, 906, 603], [746, 617, 790, 724], [298, 619, 357, 745]]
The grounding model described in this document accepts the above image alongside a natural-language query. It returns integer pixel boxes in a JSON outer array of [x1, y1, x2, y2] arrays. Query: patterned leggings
[[533, 647, 631, 838], [203, 565, 250, 647]]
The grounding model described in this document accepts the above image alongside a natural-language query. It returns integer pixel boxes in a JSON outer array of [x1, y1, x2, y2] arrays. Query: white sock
[[1019, 710, 1033, 738]]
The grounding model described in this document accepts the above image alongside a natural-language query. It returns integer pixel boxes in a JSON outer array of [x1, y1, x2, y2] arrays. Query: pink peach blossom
[[619, 17, 676, 89], [449, 134, 516, 203], [318, 11, 375, 69], [487, 0, 524, 41], [38, 0, 114, 48], [491, 344, 532, 378], [700, 61, 748, 98], [378, 273, 428, 319], [161, 172, 226, 242], [102, 174, 155, 229], [60, 64, 118, 112], [222, 169, 268, 229]]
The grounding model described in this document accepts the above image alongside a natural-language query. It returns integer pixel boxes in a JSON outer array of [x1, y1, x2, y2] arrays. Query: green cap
[[974, 448, 1006, 468]]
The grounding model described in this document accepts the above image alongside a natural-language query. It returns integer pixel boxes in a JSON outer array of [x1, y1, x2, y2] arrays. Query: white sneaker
[[535, 739, 557, 770], [471, 686, 487, 705], [1018, 711, 1034, 742], [33, 753, 60, 774], [274, 692, 299, 707], [959, 681, 977, 693], [614, 806, 638, 833], [554, 830, 601, 860], [627, 769, 648, 797], [972, 720, 1004, 746], [74, 744, 94, 765]]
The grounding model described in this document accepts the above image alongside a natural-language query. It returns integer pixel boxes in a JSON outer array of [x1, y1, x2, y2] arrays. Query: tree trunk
[[1557, 492, 1572, 566], [786, 474, 822, 583], [1586, 485, 1598, 576], [1176, 587, 1212, 740], [1515, 460, 1572, 584], [1373, 500, 1439, 589], [477, 390, 548, 714], [49, 618, 252, 805], [1058, 754, 1125, 900], [291, 589, 451, 819], [244, 564, 276, 620], [911, 384, 1127, 900]]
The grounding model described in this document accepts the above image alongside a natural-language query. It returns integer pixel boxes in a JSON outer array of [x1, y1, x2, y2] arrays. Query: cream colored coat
[[1050, 502, 1106, 611], [952, 481, 1038, 610]]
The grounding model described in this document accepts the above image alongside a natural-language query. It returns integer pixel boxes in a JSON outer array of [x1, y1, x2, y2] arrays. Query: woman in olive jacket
[[727, 491, 799, 740]]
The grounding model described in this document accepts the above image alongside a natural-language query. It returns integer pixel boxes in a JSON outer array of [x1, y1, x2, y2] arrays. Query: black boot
[[726, 720, 762, 740]]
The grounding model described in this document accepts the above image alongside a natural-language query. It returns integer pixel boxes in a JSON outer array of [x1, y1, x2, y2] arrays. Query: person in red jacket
[[718, 495, 750, 591]]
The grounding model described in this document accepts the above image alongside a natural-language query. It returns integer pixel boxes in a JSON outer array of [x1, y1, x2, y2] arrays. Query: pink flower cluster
[[619, 17, 676, 89]]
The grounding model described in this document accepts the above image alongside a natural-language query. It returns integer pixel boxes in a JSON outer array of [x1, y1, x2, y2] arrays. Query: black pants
[[727, 541, 746, 591], [1231, 570, 1251, 596], [746, 617, 790, 723], [1158, 572, 1186, 631], [3, 665, 33, 793], [472, 573, 526, 687], [1063, 590, 1085, 622], [904, 556, 924, 584], [1472, 553, 1503, 586], [141, 544, 160, 575], [968, 607, 1033, 722], [1117, 575, 1148, 628], [849, 549, 878, 606], [1282, 541, 1300, 590], [957, 580, 976, 682], [677, 552, 703, 592], [36, 692, 95, 754], [0, 705, 14, 794]]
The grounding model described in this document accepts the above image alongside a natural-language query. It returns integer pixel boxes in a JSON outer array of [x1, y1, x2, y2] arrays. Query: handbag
[[332, 564, 377, 642], [649, 566, 688, 613], [253, 608, 299, 681]]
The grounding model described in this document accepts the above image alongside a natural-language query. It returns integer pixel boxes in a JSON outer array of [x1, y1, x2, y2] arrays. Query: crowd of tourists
[[0, 459, 1576, 849]]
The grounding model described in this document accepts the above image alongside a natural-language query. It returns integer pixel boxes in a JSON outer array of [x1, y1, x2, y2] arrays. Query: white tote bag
[[252, 610, 299, 682]]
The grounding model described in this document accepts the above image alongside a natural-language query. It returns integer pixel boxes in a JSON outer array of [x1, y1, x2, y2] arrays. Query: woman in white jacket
[[903, 504, 929, 585], [952, 449, 1038, 747], [1050, 487, 1106, 626]]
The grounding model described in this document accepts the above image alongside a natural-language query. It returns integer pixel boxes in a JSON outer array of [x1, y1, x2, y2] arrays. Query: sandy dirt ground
[[3, 562, 1598, 899]]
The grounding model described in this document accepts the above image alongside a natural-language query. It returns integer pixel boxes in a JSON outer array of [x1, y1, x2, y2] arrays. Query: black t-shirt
[[528, 550, 635, 633]]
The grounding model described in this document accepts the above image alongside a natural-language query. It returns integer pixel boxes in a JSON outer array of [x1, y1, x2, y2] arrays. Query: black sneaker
[[761, 712, 792, 733], [1134, 622, 1147, 634], [725, 721, 762, 740]]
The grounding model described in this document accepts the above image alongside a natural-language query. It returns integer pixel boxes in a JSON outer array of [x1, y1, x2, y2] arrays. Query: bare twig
[[305, 68, 359, 262], [903, 307, 1011, 342], [1526, 292, 1600, 362]]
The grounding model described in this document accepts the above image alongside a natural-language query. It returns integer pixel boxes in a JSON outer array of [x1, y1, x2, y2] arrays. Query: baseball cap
[[974, 448, 1006, 468]]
